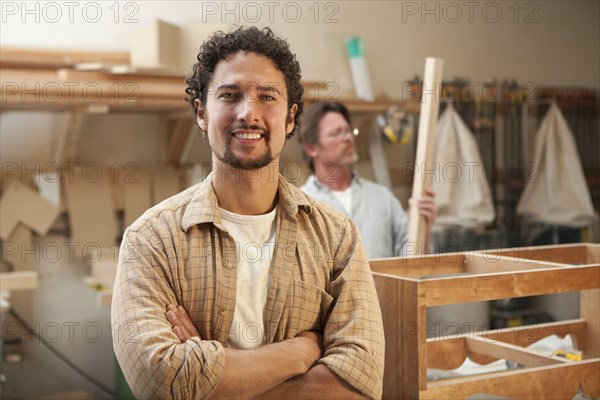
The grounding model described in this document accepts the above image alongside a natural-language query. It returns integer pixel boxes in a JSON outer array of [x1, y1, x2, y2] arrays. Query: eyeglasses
[[324, 127, 359, 139]]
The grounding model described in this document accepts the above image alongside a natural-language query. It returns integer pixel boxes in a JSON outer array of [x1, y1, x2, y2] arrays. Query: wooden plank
[[581, 289, 600, 358], [484, 243, 599, 265], [427, 320, 588, 368], [586, 244, 600, 264], [422, 359, 599, 399], [464, 253, 572, 274], [371, 263, 464, 279], [427, 337, 469, 370], [76, 63, 189, 77], [0, 67, 186, 107], [57, 110, 86, 163], [408, 58, 444, 253], [0, 47, 129, 68], [477, 319, 588, 352], [165, 118, 194, 165], [0, 182, 60, 240], [373, 274, 423, 399], [63, 167, 117, 249], [370, 253, 466, 278], [419, 265, 600, 306], [123, 168, 151, 227], [0, 271, 38, 291], [467, 336, 568, 367]]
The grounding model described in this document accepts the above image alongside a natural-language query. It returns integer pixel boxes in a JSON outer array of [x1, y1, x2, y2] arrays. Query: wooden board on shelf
[[0, 48, 129, 69], [1, 47, 422, 114]]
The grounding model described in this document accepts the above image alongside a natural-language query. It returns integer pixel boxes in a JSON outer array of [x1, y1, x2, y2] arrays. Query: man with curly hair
[[112, 27, 384, 399]]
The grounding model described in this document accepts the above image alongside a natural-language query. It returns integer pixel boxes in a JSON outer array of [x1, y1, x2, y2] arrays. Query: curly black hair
[[185, 26, 304, 138]]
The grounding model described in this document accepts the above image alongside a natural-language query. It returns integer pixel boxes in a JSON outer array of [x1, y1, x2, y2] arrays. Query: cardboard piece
[[1, 223, 33, 271], [0, 182, 60, 240], [131, 20, 181, 69], [123, 168, 151, 227], [35, 172, 61, 207], [63, 167, 117, 249], [153, 167, 180, 204]]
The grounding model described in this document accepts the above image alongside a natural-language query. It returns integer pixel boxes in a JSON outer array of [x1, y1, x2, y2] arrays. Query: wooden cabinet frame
[[371, 243, 599, 399]]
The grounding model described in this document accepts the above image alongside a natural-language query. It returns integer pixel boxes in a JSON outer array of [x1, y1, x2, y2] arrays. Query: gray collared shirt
[[302, 174, 409, 259]]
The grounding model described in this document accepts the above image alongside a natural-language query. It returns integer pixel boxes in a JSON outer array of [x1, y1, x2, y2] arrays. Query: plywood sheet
[[63, 167, 117, 249], [0, 182, 60, 240], [153, 167, 180, 204], [123, 168, 151, 228], [1, 223, 32, 271]]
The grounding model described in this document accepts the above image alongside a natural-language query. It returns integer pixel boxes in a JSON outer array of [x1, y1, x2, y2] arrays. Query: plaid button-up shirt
[[111, 173, 384, 399]]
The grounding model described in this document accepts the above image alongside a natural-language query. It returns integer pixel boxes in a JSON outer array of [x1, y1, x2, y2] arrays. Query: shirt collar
[[181, 173, 312, 232], [310, 170, 363, 191]]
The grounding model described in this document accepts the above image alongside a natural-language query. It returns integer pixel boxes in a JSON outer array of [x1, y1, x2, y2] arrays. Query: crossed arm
[[166, 304, 366, 399]]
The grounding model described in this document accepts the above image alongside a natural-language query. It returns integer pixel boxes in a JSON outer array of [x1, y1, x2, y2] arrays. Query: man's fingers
[[176, 305, 201, 337], [167, 304, 177, 312], [172, 325, 189, 343], [166, 304, 201, 341], [167, 310, 190, 341]]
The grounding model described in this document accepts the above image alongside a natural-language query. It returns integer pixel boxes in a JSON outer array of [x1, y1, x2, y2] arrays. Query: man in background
[[298, 102, 436, 259]]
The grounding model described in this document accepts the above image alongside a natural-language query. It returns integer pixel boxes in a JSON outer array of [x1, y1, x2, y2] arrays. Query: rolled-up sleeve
[[111, 230, 226, 399], [318, 222, 385, 399]]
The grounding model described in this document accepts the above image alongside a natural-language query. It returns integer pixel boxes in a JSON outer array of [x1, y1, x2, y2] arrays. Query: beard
[[340, 145, 359, 166], [215, 123, 273, 170]]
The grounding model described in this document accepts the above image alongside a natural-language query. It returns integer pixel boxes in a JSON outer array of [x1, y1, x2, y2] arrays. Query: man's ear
[[303, 142, 319, 158], [285, 103, 298, 134], [194, 99, 208, 131]]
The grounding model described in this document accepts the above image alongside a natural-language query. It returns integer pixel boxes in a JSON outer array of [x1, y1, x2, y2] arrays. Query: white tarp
[[517, 103, 595, 228], [432, 104, 495, 228]]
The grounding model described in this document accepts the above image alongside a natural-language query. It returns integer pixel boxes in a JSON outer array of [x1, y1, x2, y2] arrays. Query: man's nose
[[341, 130, 354, 141], [237, 95, 260, 123]]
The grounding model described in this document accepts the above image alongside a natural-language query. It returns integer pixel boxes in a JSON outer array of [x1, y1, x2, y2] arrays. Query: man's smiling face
[[195, 51, 297, 171]]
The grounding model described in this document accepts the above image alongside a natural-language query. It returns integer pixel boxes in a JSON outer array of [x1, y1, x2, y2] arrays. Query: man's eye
[[261, 94, 276, 101], [219, 92, 238, 100]]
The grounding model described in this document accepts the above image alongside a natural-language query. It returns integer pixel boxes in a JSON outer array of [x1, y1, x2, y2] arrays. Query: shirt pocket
[[278, 279, 334, 338]]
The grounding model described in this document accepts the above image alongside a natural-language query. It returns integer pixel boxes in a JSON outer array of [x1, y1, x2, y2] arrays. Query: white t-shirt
[[220, 206, 277, 349], [331, 186, 352, 215]]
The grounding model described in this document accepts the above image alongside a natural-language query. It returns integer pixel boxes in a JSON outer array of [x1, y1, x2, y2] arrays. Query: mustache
[[227, 123, 269, 135]]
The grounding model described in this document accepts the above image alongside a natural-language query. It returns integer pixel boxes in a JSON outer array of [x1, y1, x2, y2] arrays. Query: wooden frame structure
[[371, 242, 599, 399]]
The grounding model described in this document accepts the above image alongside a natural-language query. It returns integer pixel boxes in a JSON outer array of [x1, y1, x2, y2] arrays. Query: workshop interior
[[0, 1, 598, 399]]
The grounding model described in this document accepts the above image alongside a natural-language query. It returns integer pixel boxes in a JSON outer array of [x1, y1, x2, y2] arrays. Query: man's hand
[[166, 304, 201, 342], [410, 188, 436, 231], [409, 188, 437, 251]]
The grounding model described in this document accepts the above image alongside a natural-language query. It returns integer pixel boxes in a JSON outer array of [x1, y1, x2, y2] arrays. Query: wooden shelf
[[371, 242, 600, 399], [1, 47, 421, 115]]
